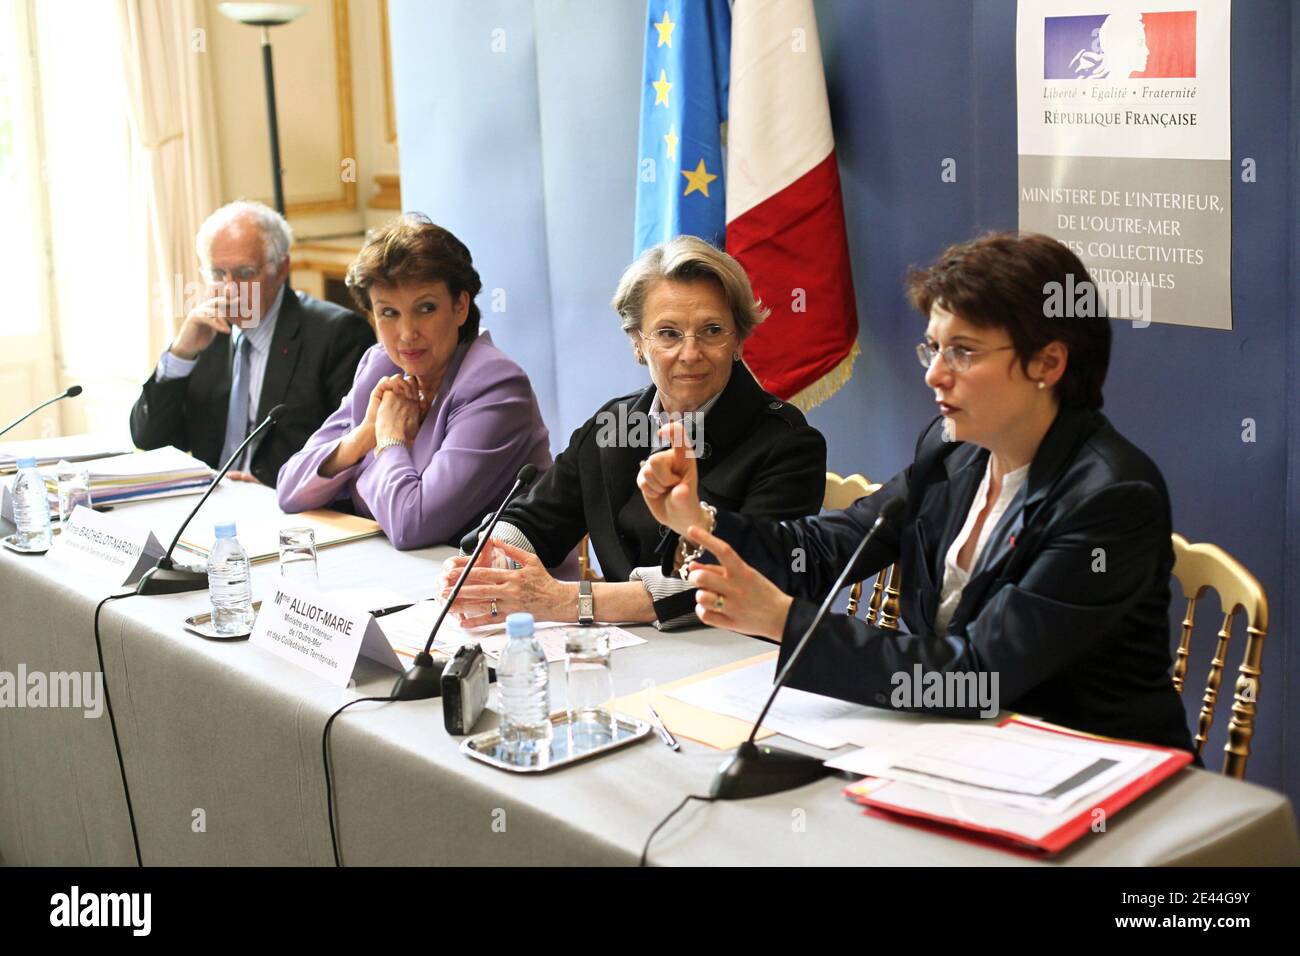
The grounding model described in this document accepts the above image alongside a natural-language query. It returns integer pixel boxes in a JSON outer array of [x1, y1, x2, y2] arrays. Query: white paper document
[[374, 599, 647, 662], [857, 748, 1168, 842], [664, 657, 903, 750]]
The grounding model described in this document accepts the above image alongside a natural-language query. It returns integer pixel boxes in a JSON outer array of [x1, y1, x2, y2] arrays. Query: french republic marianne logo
[[1044, 11, 1196, 80]]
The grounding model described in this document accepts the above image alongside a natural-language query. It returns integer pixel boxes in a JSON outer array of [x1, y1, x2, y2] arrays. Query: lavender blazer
[[276, 332, 552, 550]]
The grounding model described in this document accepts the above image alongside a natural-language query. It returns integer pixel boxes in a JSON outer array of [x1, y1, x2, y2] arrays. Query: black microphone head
[[65, 385, 83, 398], [266, 403, 288, 422], [516, 463, 538, 486], [876, 497, 906, 527]]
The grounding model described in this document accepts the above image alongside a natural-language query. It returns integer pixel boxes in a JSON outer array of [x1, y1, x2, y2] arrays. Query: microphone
[[710, 496, 907, 800], [0, 385, 83, 439], [135, 403, 287, 595], [389, 463, 539, 701]]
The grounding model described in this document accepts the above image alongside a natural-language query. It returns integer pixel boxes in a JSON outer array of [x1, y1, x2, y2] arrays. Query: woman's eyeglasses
[[915, 342, 1014, 373], [641, 324, 736, 353]]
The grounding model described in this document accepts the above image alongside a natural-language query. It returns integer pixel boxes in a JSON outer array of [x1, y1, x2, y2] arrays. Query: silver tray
[[183, 601, 263, 641], [461, 712, 651, 773], [2, 533, 50, 555]]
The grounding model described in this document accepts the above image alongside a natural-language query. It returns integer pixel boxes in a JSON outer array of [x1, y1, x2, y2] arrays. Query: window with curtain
[[0, 0, 43, 339], [0, 0, 147, 436], [33, 0, 145, 432]]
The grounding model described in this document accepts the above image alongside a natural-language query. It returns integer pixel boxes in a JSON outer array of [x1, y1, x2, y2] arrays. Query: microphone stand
[[0, 386, 83, 440], [710, 501, 905, 800], [389, 465, 538, 701], [135, 404, 286, 595]]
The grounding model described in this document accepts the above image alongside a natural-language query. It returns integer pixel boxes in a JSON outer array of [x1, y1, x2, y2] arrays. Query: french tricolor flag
[[634, 0, 859, 408], [726, 0, 859, 407]]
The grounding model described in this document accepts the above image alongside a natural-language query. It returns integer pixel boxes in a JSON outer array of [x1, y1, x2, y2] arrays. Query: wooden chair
[[823, 472, 901, 629], [1170, 533, 1269, 778], [577, 534, 601, 582]]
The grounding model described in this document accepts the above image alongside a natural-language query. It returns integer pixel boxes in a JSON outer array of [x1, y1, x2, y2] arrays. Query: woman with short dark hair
[[276, 214, 552, 550], [639, 231, 1194, 752]]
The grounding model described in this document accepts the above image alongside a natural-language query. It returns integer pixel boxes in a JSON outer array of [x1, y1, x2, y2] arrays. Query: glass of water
[[564, 627, 615, 751], [56, 465, 92, 524], [278, 527, 318, 586]]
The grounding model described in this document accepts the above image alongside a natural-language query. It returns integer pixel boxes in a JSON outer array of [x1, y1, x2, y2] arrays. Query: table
[[2, 484, 1297, 866]]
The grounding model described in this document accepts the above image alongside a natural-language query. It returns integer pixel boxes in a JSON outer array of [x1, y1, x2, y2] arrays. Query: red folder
[[844, 715, 1194, 855]]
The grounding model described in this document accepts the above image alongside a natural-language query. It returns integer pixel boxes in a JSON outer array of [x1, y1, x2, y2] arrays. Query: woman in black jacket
[[639, 232, 1194, 752], [441, 235, 827, 630]]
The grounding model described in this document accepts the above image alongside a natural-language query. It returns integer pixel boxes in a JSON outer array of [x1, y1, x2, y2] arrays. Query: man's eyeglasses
[[640, 324, 736, 352], [205, 265, 265, 284], [915, 341, 1015, 373]]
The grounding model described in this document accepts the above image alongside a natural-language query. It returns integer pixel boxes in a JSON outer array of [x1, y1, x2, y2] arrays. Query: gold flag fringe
[[786, 340, 861, 412]]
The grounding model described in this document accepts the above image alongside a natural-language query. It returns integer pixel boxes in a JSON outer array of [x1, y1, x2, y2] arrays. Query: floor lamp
[[217, 3, 309, 215]]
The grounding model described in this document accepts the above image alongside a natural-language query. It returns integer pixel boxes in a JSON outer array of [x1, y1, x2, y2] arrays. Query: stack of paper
[[59, 447, 214, 506], [835, 717, 1192, 853], [0, 431, 135, 473], [3, 446, 213, 521]]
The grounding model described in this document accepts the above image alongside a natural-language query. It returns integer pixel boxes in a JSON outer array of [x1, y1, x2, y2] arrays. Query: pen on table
[[370, 602, 415, 618], [645, 702, 679, 751]]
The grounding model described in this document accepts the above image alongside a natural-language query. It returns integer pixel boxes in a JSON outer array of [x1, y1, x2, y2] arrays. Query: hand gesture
[[637, 421, 707, 536], [684, 525, 794, 641], [170, 295, 237, 359]]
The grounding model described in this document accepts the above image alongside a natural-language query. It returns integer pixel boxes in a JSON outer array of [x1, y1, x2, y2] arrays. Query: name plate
[[48, 506, 164, 586], [250, 583, 403, 687]]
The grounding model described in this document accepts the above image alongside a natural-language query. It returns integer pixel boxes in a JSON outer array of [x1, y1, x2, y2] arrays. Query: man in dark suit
[[130, 201, 374, 487]]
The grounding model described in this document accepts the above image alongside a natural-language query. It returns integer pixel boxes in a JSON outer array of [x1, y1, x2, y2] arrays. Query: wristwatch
[[577, 579, 594, 626]]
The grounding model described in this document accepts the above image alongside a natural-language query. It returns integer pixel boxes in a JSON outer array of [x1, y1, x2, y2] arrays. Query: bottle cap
[[505, 612, 534, 638], [214, 522, 237, 539], [15, 457, 37, 469]]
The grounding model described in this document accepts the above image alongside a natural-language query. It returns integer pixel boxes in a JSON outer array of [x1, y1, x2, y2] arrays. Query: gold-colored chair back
[[823, 472, 901, 629], [577, 534, 601, 582], [1170, 532, 1269, 778]]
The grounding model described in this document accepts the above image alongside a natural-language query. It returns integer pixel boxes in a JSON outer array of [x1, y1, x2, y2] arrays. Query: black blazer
[[129, 288, 375, 487], [705, 407, 1194, 753], [485, 362, 827, 626]]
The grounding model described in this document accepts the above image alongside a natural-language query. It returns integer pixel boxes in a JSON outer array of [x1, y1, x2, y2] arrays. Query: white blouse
[[932, 459, 1030, 635]]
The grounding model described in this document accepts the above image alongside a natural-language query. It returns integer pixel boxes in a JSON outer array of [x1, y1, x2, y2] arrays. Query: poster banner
[[1017, 0, 1231, 329]]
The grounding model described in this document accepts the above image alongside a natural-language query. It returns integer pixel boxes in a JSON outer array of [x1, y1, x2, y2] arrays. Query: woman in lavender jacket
[[276, 215, 552, 550]]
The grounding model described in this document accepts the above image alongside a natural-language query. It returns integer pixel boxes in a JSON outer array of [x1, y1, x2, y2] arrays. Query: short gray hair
[[196, 200, 294, 270], [612, 235, 768, 340]]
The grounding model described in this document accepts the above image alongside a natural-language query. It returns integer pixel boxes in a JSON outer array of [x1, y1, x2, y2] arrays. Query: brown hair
[[346, 213, 482, 342], [905, 231, 1111, 409]]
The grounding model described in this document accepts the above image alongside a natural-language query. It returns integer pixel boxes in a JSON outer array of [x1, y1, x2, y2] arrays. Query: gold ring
[[490, 600, 499, 617], [713, 595, 725, 611]]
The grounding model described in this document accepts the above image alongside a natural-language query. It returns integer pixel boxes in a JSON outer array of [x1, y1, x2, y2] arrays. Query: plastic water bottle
[[207, 522, 254, 635], [11, 457, 52, 550], [497, 612, 552, 751]]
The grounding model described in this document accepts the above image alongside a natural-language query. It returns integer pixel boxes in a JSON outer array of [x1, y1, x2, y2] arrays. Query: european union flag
[[633, 0, 732, 256]]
